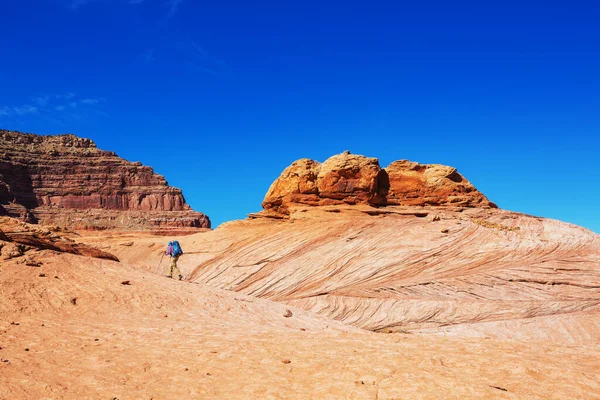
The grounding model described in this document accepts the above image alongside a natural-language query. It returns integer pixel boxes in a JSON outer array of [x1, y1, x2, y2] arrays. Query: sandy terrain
[[2, 248, 599, 399]]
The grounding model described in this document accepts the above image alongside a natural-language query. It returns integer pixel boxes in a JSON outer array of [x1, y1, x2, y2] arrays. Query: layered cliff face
[[0, 130, 210, 229], [262, 151, 495, 215]]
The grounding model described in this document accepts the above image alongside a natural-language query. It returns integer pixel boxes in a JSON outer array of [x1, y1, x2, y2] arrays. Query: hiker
[[165, 240, 184, 280]]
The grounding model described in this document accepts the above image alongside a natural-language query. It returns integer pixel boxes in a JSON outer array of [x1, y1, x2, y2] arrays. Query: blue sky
[[1, 0, 599, 232]]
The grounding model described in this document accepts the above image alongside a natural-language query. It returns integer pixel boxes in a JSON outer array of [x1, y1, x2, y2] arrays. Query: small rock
[[1, 359, 8, 363], [25, 348, 29, 351], [184, 368, 189, 371], [38, 273, 46, 277], [432, 215, 441, 222], [283, 309, 293, 318], [121, 280, 131, 285], [282, 359, 291, 364], [70, 298, 77, 305], [441, 229, 450, 234], [10, 322, 19, 326], [94, 339, 100, 341], [25, 258, 42, 267]]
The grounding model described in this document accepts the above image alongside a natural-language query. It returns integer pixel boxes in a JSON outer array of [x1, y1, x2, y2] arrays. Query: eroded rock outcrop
[[0, 216, 119, 261], [262, 152, 387, 214], [0, 130, 210, 229], [385, 160, 495, 207], [262, 151, 494, 215]]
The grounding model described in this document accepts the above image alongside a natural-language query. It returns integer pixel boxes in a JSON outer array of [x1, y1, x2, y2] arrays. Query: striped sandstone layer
[[0, 130, 210, 229]]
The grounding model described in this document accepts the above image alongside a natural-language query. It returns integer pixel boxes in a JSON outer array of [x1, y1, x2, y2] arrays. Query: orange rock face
[[316, 152, 387, 206], [262, 151, 494, 215], [263, 152, 389, 214], [385, 160, 495, 207], [262, 158, 321, 213], [0, 130, 210, 229]]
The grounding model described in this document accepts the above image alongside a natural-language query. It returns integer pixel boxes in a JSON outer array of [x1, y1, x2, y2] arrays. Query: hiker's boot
[[178, 274, 183, 281]]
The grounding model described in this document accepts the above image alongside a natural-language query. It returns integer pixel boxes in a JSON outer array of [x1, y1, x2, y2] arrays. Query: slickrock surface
[[262, 151, 494, 215], [0, 216, 118, 262], [2, 244, 599, 399], [0, 129, 210, 229], [105, 206, 600, 345]]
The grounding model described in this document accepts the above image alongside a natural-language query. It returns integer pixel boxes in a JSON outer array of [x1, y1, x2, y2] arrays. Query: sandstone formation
[[262, 151, 495, 215], [92, 153, 599, 345], [385, 160, 495, 207], [117, 153, 591, 343], [2, 147, 600, 398], [0, 130, 210, 229], [2, 233, 599, 399], [150, 208, 595, 343], [0, 216, 118, 262]]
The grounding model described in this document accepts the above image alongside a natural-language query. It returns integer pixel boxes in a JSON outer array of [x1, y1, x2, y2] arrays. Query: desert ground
[[2, 206, 599, 399]]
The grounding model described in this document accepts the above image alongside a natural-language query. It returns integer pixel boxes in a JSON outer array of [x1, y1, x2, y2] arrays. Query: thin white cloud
[[15, 105, 38, 115], [95, 110, 110, 117], [80, 98, 104, 105], [56, 93, 76, 100], [0, 94, 104, 123], [66, 0, 147, 11], [69, 0, 100, 10], [34, 96, 50, 107], [166, 0, 183, 17], [191, 41, 208, 58], [0, 105, 38, 117], [188, 40, 231, 76], [144, 48, 155, 63]]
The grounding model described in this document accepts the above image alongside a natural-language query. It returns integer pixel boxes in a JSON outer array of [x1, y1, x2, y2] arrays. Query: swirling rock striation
[[181, 206, 600, 343]]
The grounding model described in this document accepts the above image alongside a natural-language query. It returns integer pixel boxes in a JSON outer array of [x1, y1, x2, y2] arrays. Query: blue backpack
[[171, 240, 183, 256]]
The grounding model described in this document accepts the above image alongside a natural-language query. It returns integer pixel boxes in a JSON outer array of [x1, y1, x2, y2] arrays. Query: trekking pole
[[158, 252, 164, 273]]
